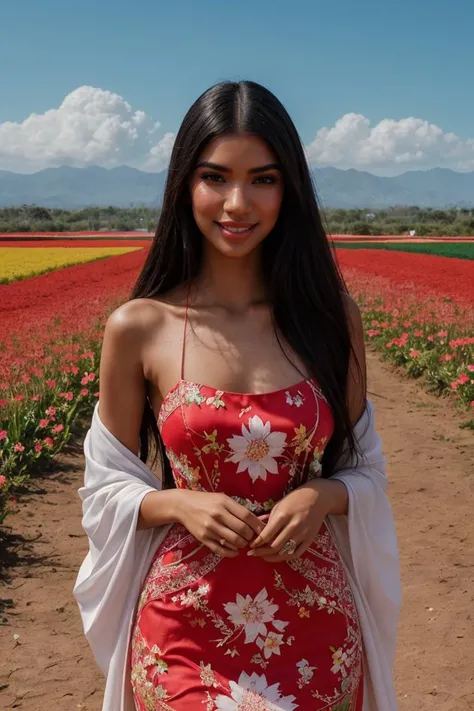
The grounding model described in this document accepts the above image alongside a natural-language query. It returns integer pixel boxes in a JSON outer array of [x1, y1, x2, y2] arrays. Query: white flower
[[224, 588, 279, 643], [226, 415, 287, 482], [331, 647, 349, 676], [215, 671, 298, 710], [296, 658, 316, 688], [285, 391, 305, 407], [256, 631, 284, 659]]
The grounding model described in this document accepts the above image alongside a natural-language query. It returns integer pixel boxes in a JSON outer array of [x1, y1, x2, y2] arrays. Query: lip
[[216, 221, 258, 239]]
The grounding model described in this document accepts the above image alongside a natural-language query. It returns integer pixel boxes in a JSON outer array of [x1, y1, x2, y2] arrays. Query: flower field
[[0, 238, 473, 526], [0, 246, 148, 522], [0, 246, 141, 283], [336, 248, 474, 421]]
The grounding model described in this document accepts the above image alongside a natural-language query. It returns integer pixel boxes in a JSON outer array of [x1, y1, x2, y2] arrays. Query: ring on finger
[[278, 538, 298, 556]]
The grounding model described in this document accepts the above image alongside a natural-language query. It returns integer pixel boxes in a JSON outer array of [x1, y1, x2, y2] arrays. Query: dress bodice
[[157, 377, 334, 513]]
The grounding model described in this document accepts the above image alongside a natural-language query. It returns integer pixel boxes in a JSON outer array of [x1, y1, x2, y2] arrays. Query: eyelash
[[200, 173, 278, 185]]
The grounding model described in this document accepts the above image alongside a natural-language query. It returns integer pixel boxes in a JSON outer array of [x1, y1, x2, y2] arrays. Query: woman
[[74, 80, 401, 711]]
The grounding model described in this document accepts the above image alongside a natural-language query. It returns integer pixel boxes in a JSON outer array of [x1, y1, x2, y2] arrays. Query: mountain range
[[0, 165, 473, 209]]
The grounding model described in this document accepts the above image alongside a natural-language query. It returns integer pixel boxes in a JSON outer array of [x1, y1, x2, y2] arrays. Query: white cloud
[[0, 86, 175, 173], [1, 87, 473, 176], [305, 113, 474, 175]]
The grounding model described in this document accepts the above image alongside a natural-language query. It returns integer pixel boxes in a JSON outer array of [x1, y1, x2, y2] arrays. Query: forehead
[[197, 133, 277, 166]]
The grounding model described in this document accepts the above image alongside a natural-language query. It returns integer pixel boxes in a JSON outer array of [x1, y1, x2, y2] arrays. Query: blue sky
[[1, 0, 474, 175]]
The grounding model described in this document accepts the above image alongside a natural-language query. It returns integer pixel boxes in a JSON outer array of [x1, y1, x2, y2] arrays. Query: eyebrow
[[195, 161, 281, 174]]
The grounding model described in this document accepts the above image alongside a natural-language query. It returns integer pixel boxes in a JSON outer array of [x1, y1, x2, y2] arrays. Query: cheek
[[191, 184, 221, 219], [259, 187, 284, 220]]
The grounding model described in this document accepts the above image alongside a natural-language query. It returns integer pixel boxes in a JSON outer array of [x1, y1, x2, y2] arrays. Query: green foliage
[[2, 205, 474, 235], [0, 205, 161, 233], [325, 206, 474, 237], [336, 242, 474, 260]]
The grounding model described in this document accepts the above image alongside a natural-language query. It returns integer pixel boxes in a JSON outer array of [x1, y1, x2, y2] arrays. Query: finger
[[250, 525, 299, 557], [205, 538, 239, 558], [249, 516, 286, 550], [260, 537, 311, 562], [226, 500, 266, 537], [214, 521, 249, 549]]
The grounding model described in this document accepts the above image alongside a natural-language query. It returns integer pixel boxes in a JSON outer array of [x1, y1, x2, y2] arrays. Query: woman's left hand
[[248, 480, 335, 562]]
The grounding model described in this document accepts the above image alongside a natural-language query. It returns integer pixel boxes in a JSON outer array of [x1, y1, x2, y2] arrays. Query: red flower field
[[336, 248, 474, 306]]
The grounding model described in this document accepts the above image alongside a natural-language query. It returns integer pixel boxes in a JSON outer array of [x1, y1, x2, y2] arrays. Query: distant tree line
[[0, 206, 161, 234], [2, 204, 474, 236]]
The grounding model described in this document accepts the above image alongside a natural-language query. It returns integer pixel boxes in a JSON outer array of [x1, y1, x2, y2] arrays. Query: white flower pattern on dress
[[224, 588, 282, 644], [285, 390, 305, 407], [215, 671, 298, 710], [226, 415, 287, 482]]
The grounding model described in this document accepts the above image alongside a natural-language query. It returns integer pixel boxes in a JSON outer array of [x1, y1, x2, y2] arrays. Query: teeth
[[221, 225, 253, 233]]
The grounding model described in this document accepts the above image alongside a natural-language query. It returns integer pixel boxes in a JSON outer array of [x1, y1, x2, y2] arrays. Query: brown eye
[[254, 176, 278, 184], [201, 173, 225, 183]]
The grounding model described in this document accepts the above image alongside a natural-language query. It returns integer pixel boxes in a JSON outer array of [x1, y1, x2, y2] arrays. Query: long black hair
[[130, 80, 364, 488]]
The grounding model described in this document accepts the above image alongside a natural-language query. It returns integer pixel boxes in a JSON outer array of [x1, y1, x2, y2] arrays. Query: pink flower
[[467, 365, 474, 373], [30, 394, 40, 401], [414, 330, 423, 337], [45, 406, 56, 417], [0, 475, 6, 487], [88, 372, 96, 382], [458, 373, 470, 385], [71, 366, 80, 375], [51, 424, 64, 434], [14, 394, 25, 401], [94, 391, 100, 398], [46, 379, 56, 389], [80, 388, 89, 396], [450, 381, 459, 391], [43, 437, 54, 448], [0, 430, 7, 440], [81, 375, 89, 385], [34, 443, 43, 453], [39, 418, 49, 428], [0, 399, 7, 407], [409, 349, 421, 358], [471, 401, 474, 408], [13, 443, 25, 453]]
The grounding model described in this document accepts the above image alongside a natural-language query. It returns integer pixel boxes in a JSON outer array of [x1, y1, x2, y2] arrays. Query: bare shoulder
[[341, 292, 367, 423], [98, 298, 169, 454], [105, 297, 165, 337], [341, 292, 363, 333]]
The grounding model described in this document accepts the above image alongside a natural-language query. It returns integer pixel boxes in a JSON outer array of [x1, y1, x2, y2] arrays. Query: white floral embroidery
[[215, 671, 298, 710], [256, 632, 284, 659], [285, 390, 305, 407], [331, 647, 349, 676], [296, 658, 316, 689], [226, 415, 287, 482], [224, 588, 283, 644]]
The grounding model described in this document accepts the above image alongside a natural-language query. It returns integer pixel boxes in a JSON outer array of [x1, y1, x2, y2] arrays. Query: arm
[[98, 301, 183, 529]]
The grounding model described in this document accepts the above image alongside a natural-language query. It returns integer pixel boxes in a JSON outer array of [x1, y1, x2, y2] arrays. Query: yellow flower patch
[[0, 247, 142, 283]]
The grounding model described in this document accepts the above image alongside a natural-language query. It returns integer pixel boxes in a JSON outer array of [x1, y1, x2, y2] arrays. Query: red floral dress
[[130, 376, 364, 711]]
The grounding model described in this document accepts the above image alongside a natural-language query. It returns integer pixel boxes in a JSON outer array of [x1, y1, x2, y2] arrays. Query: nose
[[223, 184, 252, 215]]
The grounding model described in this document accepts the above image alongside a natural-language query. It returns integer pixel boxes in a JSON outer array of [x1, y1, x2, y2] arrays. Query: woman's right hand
[[174, 490, 266, 558]]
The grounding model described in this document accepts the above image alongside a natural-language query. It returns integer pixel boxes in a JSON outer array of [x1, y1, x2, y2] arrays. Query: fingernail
[[247, 551, 255, 556]]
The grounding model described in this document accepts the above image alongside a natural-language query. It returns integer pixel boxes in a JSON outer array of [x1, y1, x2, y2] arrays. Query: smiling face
[[189, 133, 284, 259]]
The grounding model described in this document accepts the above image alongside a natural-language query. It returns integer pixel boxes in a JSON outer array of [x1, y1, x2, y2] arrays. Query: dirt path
[[1, 350, 473, 711]]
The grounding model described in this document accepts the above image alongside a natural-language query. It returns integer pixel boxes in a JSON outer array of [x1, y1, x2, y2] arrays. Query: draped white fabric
[[73, 398, 401, 711]]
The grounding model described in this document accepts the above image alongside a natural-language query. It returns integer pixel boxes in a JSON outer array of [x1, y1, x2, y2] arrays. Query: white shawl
[[73, 398, 401, 711]]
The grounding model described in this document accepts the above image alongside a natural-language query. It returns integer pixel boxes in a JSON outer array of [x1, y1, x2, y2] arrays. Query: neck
[[193, 244, 267, 313]]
